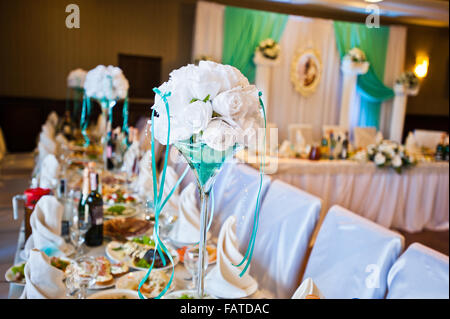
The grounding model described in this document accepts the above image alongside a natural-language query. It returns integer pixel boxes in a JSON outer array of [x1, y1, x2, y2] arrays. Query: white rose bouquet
[[256, 38, 280, 60], [395, 71, 420, 95], [151, 61, 264, 153], [84, 65, 129, 101], [67, 68, 87, 88], [344, 47, 367, 63], [353, 140, 416, 173]]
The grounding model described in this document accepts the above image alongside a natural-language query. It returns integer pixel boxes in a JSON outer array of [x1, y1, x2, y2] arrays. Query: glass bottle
[[84, 172, 103, 247]]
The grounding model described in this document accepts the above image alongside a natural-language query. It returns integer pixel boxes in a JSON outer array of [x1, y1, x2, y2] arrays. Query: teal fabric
[[334, 21, 394, 129], [223, 6, 288, 83]]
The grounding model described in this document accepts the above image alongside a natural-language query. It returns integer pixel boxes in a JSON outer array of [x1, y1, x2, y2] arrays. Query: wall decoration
[[290, 48, 322, 97]]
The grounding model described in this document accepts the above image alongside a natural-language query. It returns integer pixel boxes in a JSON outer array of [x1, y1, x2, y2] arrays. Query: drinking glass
[[69, 207, 88, 258], [73, 256, 98, 299], [184, 246, 209, 290]]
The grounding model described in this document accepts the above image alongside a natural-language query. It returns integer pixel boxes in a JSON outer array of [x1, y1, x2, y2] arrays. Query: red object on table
[[23, 188, 51, 241]]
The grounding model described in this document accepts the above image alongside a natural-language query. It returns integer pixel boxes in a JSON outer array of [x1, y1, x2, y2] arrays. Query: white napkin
[[23, 196, 72, 259], [20, 249, 66, 299], [133, 150, 154, 200], [160, 166, 180, 211], [39, 154, 60, 189], [46, 111, 59, 128], [122, 141, 140, 176], [205, 216, 258, 298], [291, 277, 325, 299], [169, 182, 210, 244]]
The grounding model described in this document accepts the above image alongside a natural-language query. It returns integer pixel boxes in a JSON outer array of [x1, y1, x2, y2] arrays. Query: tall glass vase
[[99, 100, 115, 170], [174, 139, 240, 298]]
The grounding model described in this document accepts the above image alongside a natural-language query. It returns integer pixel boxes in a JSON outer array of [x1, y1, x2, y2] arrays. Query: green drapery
[[334, 22, 394, 129], [223, 6, 288, 83]]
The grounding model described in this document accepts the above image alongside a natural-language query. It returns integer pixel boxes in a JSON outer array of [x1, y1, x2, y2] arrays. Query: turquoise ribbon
[[122, 96, 130, 146], [233, 91, 267, 277], [80, 94, 91, 146], [137, 88, 189, 300]]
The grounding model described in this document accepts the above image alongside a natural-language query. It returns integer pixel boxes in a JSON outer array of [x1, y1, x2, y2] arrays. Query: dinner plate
[[162, 289, 217, 299], [88, 278, 116, 290], [103, 204, 140, 220], [115, 270, 175, 298], [4, 262, 26, 286], [87, 289, 140, 299], [105, 241, 179, 272]]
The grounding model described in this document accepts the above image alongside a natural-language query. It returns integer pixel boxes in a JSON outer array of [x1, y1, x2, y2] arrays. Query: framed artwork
[[290, 48, 322, 97]]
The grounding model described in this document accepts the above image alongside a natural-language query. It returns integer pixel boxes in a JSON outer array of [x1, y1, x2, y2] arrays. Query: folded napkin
[[291, 278, 325, 299], [160, 166, 180, 211], [20, 249, 66, 299], [46, 111, 59, 128], [205, 216, 258, 298], [133, 150, 153, 200], [39, 154, 60, 189], [24, 195, 72, 259], [169, 182, 210, 244], [123, 141, 140, 176]]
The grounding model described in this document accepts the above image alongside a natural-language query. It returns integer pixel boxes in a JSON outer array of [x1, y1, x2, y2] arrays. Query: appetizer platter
[[103, 204, 139, 219], [115, 270, 175, 298], [106, 236, 179, 271], [103, 217, 153, 241], [88, 256, 129, 290]]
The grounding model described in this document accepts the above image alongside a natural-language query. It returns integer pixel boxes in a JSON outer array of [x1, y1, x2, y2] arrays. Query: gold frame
[[290, 48, 322, 97]]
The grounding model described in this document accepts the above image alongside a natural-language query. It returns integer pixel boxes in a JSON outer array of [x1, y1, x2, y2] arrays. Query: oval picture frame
[[290, 48, 322, 97]]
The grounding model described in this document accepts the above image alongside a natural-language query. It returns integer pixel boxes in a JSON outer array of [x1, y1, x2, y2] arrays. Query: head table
[[237, 151, 449, 233]]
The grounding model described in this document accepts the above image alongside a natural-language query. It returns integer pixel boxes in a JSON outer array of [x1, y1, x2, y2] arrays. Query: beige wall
[[405, 26, 449, 116], [0, 0, 196, 99]]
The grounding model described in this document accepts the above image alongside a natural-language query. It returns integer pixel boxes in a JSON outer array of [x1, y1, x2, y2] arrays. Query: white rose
[[84, 65, 129, 100], [392, 154, 402, 168], [198, 61, 249, 93], [374, 152, 386, 166], [183, 100, 212, 134], [201, 119, 240, 151], [67, 68, 87, 88], [367, 144, 376, 156], [354, 150, 368, 162], [152, 107, 192, 145], [212, 85, 259, 121]]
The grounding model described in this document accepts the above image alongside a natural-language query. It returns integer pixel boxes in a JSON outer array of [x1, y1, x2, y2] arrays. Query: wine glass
[[184, 245, 209, 291], [69, 207, 88, 258], [73, 256, 98, 299]]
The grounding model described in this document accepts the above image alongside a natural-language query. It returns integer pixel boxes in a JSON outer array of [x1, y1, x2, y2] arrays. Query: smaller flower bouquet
[[256, 38, 281, 60], [344, 47, 367, 63], [67, 68, 87, 89], [395, 71, 420, 95], [353, 140, 417, 174]]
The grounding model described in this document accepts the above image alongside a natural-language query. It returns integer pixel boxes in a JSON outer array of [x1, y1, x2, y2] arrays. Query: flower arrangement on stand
[[353, 140, 417, 173], [344, 47, 367, 63], [141, 61, 266, 299], [395, 71, 420, 96], [256, 38, 281, 60]]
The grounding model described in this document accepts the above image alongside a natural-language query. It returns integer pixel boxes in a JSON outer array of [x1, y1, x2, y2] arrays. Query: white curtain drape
[[268, 16, 341, 142], [380, 26, 407, 139], [192, 1, 225, 63]]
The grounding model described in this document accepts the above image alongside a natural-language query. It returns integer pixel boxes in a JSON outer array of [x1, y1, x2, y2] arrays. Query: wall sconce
[[414, 55, 429, 79]]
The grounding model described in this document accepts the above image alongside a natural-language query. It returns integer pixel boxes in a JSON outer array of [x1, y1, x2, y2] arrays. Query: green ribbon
[[233, 91, 266, 277]]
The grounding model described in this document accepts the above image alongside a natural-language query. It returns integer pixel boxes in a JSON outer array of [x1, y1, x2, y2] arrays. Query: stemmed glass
[[69, 207, 88, 258], [72, 256, 99, 299], [184, 245, 209, 291]]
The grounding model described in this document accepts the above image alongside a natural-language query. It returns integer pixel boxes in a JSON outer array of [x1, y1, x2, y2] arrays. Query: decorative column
[[253, 50, 280, 118], [339, 59, 369, 132], [390, 83, 419, 143]]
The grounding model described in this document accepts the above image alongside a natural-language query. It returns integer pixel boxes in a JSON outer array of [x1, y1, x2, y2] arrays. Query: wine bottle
[[320, 134, 329, 160], [106, 132, 115, 171], [435, 134, 445, 161], [58, 178, 69, 237], [445, 135, 449, 162], [340, 132, 349, 159], [78, 167, 90, 225], [85, 172, 103, 247], [329, 131, 336, 160]]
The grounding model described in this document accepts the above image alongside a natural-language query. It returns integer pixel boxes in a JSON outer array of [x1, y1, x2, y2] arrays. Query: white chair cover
[[211, 162, 271, 251], [288, 124, 314, 146], [414, 129, 446, 150], [354, 127, 377, 149], [386, 243, 449, 299], [252, 180, 321, 298], [303, 205, 404, 299]]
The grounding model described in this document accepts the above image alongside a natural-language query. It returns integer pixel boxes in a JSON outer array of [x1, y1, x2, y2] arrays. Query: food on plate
[[95, 256, 114, 286], [116, 270, 171, 298], [102, 184, 137, 205], [50, 257, 70, 272], [10, 263, 25, 283], [87, 289, 139, 299], [110, 262, 129, 278], [179, 294, 195, 299], [104, 205, 137, 218], [305, 294, 321, 299], [104, 218, 152, 240], [177, 245, 217, 264]]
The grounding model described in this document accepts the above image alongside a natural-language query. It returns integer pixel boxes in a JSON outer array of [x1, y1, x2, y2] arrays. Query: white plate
[[105, 241, 179, 272], [87, 289, 140, 299], [103, 205, 140, 220], [163, 289, 217, 299], [5, 262, 26, 286], [115, 270, 175, 298], [88, 278, 116, 290]]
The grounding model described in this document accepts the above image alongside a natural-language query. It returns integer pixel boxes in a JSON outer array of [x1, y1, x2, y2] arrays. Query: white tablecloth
[[238, 152, 449, 233]]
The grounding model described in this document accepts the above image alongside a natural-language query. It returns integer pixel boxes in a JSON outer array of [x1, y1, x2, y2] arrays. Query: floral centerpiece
[[141, 61, 266, 299], [81, 65, 130, 152], [353, 140, 416, 173], [67, 68, 87, 88], [395, 71, 420, 96], [342, 47, 369, 75], [344, 47, 367, 63], [256, 38, 281, 60]]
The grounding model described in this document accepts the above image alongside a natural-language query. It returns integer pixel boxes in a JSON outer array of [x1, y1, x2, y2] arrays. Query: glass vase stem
[[196, 189, 209, 299]]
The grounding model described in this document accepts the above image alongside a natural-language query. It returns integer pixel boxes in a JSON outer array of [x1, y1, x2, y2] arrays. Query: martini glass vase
[[174, 139, 239, 298]]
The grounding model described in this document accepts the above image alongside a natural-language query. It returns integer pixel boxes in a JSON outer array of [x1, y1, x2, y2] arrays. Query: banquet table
[[8, 218, 274, 299], [237, 151, 449, 233]]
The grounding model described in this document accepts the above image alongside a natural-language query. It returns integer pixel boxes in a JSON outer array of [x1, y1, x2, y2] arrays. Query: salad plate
[[87, 289, 140, 299]]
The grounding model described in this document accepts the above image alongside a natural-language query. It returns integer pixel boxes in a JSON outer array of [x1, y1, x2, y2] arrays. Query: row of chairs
[[174, 160, 449, 299]]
